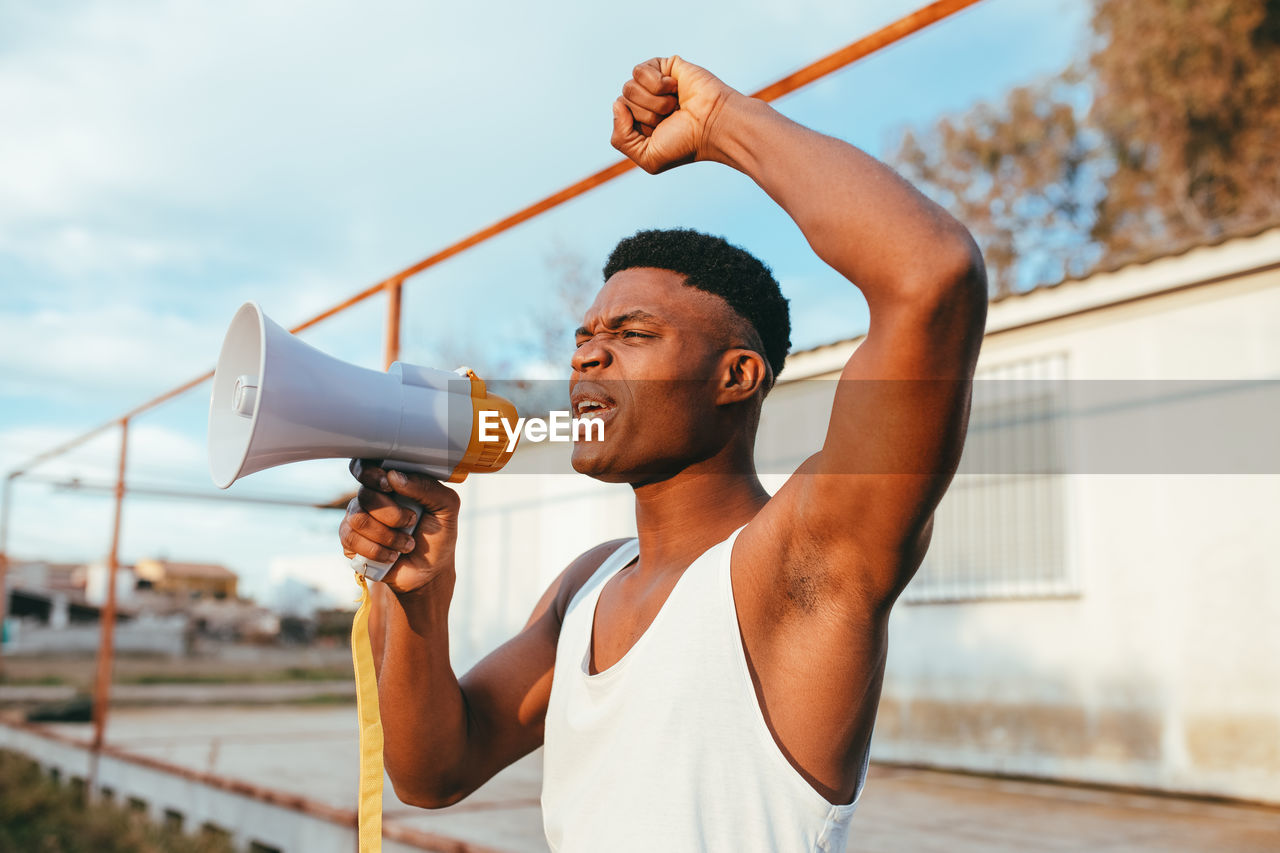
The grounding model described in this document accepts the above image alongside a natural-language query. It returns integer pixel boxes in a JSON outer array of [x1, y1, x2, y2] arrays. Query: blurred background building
[[133, 558, 238, 600]]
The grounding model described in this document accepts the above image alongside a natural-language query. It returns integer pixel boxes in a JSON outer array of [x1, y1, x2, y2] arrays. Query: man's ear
[[715, 349, 769, 405]]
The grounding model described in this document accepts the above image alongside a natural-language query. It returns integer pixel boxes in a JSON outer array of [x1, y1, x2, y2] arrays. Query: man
[[340, 56, 986, 851]]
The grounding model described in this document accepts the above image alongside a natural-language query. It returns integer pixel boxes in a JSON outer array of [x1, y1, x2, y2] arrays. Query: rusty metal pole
[[383, 277, 403, 370], [90, 419, 129, 773], [0, 473, 16, 675], [367, 279, 405, 671]]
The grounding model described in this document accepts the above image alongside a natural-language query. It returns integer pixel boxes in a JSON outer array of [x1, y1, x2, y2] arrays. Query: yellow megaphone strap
[[352, 575, 384, 852]]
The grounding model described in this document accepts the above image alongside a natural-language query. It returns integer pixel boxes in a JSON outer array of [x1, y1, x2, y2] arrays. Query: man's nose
[[571, 338, 612, 373]]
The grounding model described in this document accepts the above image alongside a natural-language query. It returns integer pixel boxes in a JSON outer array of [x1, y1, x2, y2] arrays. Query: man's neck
[[630, 453, 769, 577]]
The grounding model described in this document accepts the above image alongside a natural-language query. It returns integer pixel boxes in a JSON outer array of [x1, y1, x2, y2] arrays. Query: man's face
[[569, 267, 735, 483]]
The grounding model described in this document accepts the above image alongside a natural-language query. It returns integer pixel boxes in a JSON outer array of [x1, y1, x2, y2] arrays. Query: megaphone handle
[[350, 494, 423, 583]]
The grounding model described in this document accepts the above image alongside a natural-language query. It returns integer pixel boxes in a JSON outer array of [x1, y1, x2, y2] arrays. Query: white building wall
[[84, 561, 138, 607], [445, 230, 1280, 803], [5, 615, 189, 656]]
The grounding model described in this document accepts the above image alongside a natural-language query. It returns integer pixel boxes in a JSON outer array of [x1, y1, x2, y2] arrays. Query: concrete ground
[[37, 706, 1280, 852]]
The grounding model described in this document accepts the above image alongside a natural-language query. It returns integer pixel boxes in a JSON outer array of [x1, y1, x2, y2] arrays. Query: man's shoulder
[[551, 537, 636, 623]]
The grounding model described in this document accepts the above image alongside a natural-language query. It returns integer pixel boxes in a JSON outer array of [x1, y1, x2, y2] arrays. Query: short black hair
[[603, 228, 791, 379]]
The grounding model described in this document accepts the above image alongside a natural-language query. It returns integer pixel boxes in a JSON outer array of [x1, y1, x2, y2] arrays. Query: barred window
[[903, 353, 1074, 603]]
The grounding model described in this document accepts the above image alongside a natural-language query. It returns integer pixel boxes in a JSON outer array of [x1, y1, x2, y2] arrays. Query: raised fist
[[610, 56, 741, 175]]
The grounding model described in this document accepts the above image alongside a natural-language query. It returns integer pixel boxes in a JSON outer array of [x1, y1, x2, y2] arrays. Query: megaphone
[[208, 301, 518, 580]]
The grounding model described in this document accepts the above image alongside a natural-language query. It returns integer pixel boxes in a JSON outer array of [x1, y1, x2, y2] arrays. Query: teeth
[[576, 400, 607, 414]]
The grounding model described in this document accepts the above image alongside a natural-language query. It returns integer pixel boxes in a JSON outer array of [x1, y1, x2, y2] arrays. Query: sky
[[0, 0, 1092, 599]]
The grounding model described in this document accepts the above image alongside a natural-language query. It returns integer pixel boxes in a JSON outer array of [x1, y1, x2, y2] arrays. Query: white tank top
[[542, 525, 870, 852]]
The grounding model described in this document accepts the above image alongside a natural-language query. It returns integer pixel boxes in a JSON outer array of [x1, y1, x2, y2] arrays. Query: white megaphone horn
[[208, 301, 518, 580]]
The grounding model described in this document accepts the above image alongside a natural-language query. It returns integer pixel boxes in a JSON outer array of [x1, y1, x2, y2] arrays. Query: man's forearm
[[708, 94, 983, 302], [376, 572, 472, 808]]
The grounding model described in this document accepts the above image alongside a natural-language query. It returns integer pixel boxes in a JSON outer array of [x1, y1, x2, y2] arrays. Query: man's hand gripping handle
[[341, 460, 462, 594], [350, 493, 422, 582]]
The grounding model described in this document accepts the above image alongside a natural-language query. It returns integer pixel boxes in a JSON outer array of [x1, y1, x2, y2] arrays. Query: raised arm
[[614, 57, 987, 602], [340, 461, 623, 807]]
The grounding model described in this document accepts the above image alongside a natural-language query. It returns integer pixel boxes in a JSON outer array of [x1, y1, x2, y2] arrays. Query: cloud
[[0, 304, 220, 403], [0, 225, 207, 279], [0, 421, 203, 482], [0, 0, 932, 268]]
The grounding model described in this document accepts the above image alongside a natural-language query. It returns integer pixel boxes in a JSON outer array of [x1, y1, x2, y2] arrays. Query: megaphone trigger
[[349, 491, 423, 582]]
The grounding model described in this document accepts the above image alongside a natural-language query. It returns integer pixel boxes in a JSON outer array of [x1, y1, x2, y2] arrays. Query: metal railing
[[0, 0, 985, 790]]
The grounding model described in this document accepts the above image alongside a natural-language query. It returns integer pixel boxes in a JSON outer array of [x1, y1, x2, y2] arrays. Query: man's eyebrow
[[575, 310, 664, 338], [611, 310, 663, 326]]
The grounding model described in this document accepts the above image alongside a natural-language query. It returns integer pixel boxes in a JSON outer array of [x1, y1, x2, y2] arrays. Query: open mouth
[[573, 397, 615, 421], [570, 383, 619, 430]]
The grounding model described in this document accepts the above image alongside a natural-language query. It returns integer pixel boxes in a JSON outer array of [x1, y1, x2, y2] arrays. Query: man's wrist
[[389, 568, 456, 622], [701, 92, 772, 174]]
